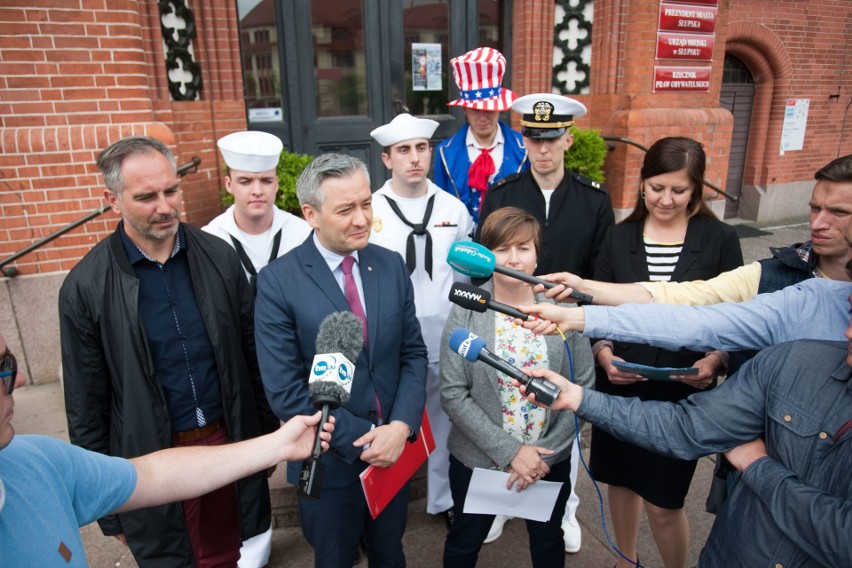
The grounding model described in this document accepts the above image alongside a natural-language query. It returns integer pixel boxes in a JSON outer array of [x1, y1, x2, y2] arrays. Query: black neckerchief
[[230, 228, 282, 296], [383, 194, 435, 279]]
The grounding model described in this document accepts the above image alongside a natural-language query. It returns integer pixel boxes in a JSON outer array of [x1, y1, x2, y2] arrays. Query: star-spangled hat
[[447, 47, 515, 112], [511, 93, 587, 139], [370, 113, 440, 147], [217, 131, 283, 172]]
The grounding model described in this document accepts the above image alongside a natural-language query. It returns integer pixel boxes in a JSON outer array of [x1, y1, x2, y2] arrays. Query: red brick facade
[[0, 0, 246, 275], [1, 0, 850, 276]]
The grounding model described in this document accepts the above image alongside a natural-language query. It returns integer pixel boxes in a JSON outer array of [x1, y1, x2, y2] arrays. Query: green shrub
[[220, 147, 314, 217], [564, 126, 607, 183]]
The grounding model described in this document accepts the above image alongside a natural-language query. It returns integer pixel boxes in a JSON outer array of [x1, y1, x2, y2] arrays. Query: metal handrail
[[0, 156, 201, 277], [602, 135, 738, 202]]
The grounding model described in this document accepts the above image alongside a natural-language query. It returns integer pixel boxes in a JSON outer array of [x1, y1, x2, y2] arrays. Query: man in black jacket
[[59, 136, 280, 567]]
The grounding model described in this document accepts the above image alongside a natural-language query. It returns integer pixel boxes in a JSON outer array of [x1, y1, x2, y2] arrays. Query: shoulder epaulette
[[489, 172, 523, 191], [571, 172, 607, 193]]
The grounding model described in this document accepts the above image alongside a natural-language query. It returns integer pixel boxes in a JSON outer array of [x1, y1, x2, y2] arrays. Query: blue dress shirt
[[119, 224, 222, 431]]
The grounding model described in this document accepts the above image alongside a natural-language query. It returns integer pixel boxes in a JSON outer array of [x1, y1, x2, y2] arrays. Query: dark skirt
[[588, 366, 703, 509]]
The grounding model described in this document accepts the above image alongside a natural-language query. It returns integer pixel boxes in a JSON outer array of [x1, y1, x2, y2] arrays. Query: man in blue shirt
[[0, 331, 333, 567], [59, 136, 280, 567], [515, 320, 852, 567]]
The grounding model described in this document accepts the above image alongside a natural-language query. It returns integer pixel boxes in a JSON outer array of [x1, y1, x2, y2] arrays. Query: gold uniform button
[[819, 432, 828, 440], [775, 564, 783, 568], [784, 415, 792, 422]]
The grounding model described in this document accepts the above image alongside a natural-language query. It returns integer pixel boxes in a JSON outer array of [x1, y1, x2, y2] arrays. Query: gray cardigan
[[439, 281, 595, 470]]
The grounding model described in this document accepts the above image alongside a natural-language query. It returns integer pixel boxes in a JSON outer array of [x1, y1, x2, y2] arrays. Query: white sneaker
[[483, 515, 511, 544], [562, 516, 581, 553]]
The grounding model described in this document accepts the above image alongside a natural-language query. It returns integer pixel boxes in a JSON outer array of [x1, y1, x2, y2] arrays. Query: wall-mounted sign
[[248, 107, 283, 122], [664, 0, 718, 4], [656, 32, 715, 61], [779, 98, 810, 154], [659, 2, 718, 33], [653, 66, 711, 93]]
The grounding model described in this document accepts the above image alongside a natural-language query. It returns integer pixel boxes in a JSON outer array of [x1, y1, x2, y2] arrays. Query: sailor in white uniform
[[204, 130, 311, 294], [369, 114, 473, 524], [203, 130, 310, 567]]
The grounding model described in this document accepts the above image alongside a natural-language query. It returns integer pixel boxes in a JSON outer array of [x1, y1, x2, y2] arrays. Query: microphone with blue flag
[[447, 327, 562, 406], [446, 241, 593, 303]]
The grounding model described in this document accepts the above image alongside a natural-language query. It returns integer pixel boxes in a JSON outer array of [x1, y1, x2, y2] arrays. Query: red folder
[[360, 410, 436, 519]]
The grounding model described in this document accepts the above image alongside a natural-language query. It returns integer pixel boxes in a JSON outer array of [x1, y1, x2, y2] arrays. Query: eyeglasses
[[1, 350, 17, 395]]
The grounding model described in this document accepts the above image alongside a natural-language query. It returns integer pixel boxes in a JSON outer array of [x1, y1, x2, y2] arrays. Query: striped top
[[644, 235, 683, 281]]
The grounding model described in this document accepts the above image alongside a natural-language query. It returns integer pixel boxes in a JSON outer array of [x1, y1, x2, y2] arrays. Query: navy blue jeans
[[443, 454, 571, 567]]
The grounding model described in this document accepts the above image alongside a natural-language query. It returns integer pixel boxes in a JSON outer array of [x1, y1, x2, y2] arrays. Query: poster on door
[[412, 43, 442, 91], [779, 99, 809, 155]]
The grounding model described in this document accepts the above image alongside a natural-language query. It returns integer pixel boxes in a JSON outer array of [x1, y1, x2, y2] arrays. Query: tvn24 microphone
[[447, 328, 562, 406], [446, 241, 594, 304], [298, 311, 364, 499], [448, 282, 533, 321]]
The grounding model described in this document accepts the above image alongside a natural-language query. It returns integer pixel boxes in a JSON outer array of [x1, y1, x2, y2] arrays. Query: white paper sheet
[[462, 468, 563, 522]]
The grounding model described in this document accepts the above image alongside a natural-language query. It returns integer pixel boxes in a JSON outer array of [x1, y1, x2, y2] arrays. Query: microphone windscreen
[[447, 327, 486, 362], [446, 241, 496, 279], [308, 378, 351, 406], [448, 282, 490, 313], [315, 311, 364, 364]]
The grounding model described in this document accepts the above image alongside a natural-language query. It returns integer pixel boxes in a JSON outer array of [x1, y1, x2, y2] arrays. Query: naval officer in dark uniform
[[476, 93, 614, 279]]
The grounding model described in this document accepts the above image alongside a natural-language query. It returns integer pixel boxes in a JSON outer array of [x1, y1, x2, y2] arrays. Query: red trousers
[[173, 426, 241, 568]]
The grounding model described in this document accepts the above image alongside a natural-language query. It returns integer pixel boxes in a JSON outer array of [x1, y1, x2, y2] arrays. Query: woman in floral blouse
[[439, 207, 594, 567]]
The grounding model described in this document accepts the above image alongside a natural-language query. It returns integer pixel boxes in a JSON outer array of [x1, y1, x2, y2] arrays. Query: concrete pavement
[[10, 216, 811, 567]]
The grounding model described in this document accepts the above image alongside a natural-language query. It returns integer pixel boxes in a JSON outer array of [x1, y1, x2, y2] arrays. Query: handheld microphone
[[298, 312, 364, 499], [446, 241, 594, 304], [447, 328, 562, 407], [448, 282, 533, 321]]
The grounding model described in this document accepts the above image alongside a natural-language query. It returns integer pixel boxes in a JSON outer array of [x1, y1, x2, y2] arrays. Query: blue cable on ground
[[557, 327, 643, 568]]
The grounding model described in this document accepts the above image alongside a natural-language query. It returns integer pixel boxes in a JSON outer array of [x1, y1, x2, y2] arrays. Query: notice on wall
[[779, 99, 809, 155], [412, 43, 442, 91], [652, 66, 711, 93]]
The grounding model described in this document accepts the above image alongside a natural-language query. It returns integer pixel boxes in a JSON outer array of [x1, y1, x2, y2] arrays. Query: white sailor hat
[[217, 131, 283, 172], [511, 94, 587, 139], [370, 113, 440, 147]]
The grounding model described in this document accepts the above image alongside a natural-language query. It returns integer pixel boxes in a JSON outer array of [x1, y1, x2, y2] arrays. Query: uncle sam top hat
[[447, 47, 515, 112]]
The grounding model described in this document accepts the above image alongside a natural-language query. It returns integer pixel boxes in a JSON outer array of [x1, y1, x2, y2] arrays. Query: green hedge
[[564, 126, 607, 183]]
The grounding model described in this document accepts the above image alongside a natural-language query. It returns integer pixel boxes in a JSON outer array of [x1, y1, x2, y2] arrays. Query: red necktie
[[468, 146, 496, 195], [340, 256, 368, 345]]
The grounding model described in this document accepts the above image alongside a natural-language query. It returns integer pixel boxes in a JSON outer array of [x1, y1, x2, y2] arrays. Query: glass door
[[238, 0, 509, 185]]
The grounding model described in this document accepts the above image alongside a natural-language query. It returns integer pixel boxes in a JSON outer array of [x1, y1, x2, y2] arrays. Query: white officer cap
[[370, 113, 440, 148], [511, 94, 587, 139], [217, 131, 283, 172]]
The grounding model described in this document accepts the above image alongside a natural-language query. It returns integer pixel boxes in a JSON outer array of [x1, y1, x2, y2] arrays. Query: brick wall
[[516, 0, 851, 216], [724, 0, 852, 186], [0, 0, 245, 276]]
